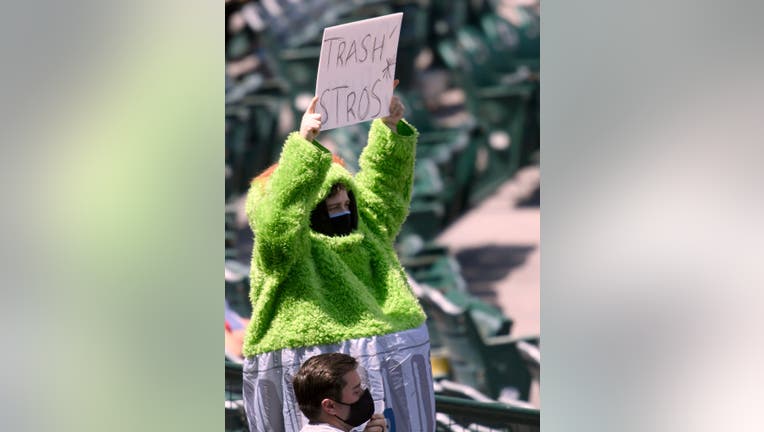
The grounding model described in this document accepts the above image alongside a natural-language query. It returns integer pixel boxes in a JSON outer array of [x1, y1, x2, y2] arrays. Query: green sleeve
[[247, 132, 332, 274], [355, 118, 419, 242]]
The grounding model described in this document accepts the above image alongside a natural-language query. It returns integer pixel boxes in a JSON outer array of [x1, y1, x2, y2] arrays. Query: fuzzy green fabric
[[243, 118, 427, 357]]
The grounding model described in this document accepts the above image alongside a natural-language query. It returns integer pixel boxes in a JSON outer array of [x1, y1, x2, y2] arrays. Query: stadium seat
[[419, 283, 537, 401]]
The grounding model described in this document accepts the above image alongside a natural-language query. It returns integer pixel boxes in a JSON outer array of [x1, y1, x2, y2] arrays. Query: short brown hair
[[292, 353, 357, 421], [328, 182, 347, 197]]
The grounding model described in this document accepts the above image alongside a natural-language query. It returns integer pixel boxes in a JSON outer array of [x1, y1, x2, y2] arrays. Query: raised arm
[[355, 81, 419, 242], [247, 96, 333, 273]]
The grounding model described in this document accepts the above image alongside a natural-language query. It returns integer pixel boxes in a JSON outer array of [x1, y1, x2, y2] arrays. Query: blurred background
[[223, 0, 540, 430], [5, 1, 762, 431]]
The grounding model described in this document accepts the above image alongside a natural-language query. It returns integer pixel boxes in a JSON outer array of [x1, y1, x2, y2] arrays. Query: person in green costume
[[242, 80, 435, 432]]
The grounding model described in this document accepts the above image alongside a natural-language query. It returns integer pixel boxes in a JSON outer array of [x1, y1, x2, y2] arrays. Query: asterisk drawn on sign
[[382, 57, 396, 80]]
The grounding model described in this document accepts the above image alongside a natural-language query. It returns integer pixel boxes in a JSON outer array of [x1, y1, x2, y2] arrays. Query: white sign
[[314, 12, 403, 130]]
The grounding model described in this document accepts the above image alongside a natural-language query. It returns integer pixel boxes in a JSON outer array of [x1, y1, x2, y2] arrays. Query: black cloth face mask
[[332, 388, 374, 427], [328, 210, 353, 236], [310, 189, 358, 237]]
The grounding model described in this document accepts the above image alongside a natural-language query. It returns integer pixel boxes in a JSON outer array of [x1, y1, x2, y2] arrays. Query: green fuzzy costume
[[243, 118, 426, 357]]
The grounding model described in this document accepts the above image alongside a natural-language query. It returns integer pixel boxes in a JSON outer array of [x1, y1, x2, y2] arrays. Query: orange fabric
[[225, 317, 251, 358], [251, 154, 346, 186]]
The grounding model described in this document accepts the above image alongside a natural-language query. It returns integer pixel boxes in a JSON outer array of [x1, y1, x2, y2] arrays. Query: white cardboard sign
[[314, 12, 403, 131]]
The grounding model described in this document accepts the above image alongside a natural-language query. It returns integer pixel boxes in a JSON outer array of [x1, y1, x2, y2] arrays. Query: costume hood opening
[[310, 184, 359, 236], [247, 153, 358, 236]]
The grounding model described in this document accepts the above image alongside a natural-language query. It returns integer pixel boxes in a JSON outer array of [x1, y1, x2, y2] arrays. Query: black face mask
[[333, 388, 374, 427], [328, 210, 353, 236], [310, 189, 358, 237]]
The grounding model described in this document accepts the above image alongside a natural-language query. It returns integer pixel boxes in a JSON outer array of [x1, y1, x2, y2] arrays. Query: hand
[[382, 79, 404, 131], [300, 96, 322, 141], [363, 414, 387, 432]]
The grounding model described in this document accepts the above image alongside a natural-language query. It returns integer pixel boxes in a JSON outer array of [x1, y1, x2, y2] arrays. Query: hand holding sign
[[382, 79, 404, 131], [300, 96, 322, 142]]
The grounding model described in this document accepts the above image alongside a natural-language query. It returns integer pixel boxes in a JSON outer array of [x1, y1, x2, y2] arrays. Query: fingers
[[304, 113, 322, 122], [300, 111, 322, 140], [381, 82, 404, 130], [388, 97, 404, 117], [302, 112, 322, 126], [306, 95, 319, 114], [301, 119, 318, 128], [364, 414, 387, 432]]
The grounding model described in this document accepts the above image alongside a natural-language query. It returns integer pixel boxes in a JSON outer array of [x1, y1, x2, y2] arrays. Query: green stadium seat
[[434, 394, 539, 432], [402, 244, 466, 294], [276, 45, 321, 95], [435, 21, 538, 203], [419, 283, 537, 401]]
